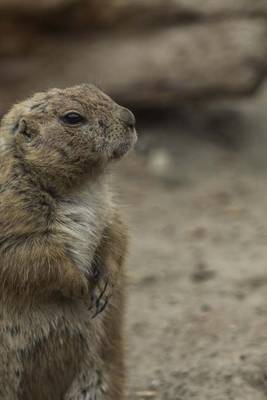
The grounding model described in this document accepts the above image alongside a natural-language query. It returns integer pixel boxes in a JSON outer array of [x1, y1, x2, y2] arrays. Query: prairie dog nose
[[120, 107, 136, 128]]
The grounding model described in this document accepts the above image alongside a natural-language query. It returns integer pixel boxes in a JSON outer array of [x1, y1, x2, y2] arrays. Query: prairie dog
[[0, 84, 137, 400]]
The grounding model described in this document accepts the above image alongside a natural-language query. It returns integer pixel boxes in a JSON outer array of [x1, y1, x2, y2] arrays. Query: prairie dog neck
[[55, 178, 112, 274]]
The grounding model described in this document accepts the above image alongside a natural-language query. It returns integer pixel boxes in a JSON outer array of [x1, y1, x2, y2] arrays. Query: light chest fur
[[55, 179, 112, 274]]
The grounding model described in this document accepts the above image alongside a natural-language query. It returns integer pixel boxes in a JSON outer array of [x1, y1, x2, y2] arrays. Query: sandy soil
[[112, 87, 267, 400]]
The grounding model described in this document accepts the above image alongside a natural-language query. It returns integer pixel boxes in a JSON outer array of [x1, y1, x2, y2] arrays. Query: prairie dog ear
[[17, 118, 27, 135], [16, 118, 37, 142]]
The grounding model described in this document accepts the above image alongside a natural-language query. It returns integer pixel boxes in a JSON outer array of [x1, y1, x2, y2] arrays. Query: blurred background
[[2, 1, 267, 399]]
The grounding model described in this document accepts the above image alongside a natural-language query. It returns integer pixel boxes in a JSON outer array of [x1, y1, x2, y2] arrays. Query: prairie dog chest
[[56, 181, 110, 273]]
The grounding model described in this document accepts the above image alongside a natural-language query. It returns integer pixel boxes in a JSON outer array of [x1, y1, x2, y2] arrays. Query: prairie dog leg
[[64, 366, 110, 400], [65, 284, 125, 400]]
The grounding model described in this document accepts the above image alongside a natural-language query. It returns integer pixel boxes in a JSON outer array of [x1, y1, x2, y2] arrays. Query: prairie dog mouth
[[112, 129, 137, 159], [112, 143, 132, 159]]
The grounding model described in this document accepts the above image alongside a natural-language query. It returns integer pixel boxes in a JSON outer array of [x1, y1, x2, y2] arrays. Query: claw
[[89, 279, 110, 318], [96, 279, 108, 308], [92, 296, 109, 319]]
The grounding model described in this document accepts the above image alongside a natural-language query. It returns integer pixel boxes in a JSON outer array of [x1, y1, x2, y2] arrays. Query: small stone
[[188, 226, 207, 240], [191, 262, 216, 283], [135, 390, 158, 398], [148, 149, 172, 176], [150, 379, 161, 389]]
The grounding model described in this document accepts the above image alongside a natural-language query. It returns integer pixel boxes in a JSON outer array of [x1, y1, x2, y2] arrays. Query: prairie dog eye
[[61, 112, 86, 125]]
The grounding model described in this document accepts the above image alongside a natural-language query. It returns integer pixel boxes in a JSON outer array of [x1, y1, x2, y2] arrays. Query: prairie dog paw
[[89, 266, 114, 318]]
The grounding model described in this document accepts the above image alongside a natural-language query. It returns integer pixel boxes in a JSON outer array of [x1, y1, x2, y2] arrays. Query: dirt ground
[[113, 86, 267, 400]]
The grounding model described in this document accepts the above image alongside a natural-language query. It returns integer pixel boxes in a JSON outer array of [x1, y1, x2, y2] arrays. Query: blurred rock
[[1, 2, 267, 107], [0, 22, 38, 56], [175, 0, 267, 16], [0, 0, 75, 14], [1, 0, 267, 27], [79, 0, 267, 28], [10, 18, 266, 107]]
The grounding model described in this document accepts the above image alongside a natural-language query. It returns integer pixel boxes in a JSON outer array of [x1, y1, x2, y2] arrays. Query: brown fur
[[0, 84, 137, 400]]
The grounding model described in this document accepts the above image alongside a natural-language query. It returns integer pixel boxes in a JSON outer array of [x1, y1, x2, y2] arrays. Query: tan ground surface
[[114, 87, 267, 400]]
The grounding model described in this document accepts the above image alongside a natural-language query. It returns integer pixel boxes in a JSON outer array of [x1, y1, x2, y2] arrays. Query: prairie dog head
[[1, 84, 137, 187]]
